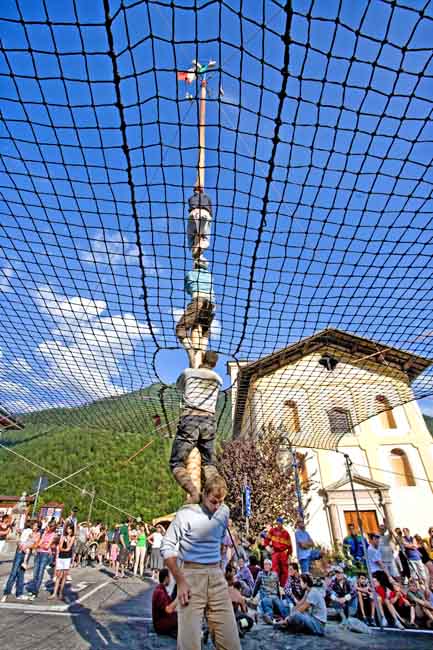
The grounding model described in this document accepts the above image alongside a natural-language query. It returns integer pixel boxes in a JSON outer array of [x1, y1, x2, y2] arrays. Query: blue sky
[[0, 0, 433, 420]]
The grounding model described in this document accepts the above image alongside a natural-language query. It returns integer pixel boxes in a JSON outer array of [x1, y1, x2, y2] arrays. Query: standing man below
[[266, 516, 292, 586], [170, 350, 222, 503], [160, 475, 240, 650], [295, 519, 314, 574]]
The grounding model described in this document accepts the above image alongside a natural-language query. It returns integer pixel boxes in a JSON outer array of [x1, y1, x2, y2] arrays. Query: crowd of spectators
[[1, 508, 432, 637]]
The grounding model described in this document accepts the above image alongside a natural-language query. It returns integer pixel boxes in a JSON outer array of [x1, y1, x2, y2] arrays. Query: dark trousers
[[28, 552, 51, 596], [4, 550, 25, 597], [170, 414, 216, 470]]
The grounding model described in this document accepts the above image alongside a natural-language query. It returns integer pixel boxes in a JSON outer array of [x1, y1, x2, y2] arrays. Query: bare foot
[[48, 594, 57, 600]]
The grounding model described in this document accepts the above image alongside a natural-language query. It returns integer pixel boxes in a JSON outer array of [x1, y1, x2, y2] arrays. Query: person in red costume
[[266, 517, 293, 587]]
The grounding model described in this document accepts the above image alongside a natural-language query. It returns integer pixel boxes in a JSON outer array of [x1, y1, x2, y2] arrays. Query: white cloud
[[29, 286, 157, 402], [0, 265, 13, 293], [79, 232, 139, 266]]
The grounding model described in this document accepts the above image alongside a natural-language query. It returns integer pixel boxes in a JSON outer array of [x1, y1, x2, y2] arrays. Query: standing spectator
[[326, 566, 358, 622], [149, 525, 165, 581], [378, 521, 399, 578], [367, 533, 391, 588], [0, 515, 11, 555], [343, 523, 366, 562], [265, 517, 292, 587], [64, 507, 78, 533], [96, 525, 107, 567], [295, 519, 314, 573], [234, 557, 254, 597], [424, 527, 433, 562], [279, 574, 326, 636], [252, 557, 289, 625], [1, 521, 40, 602], [49, 523, 75, 600], [152, 568, 178, 638], [402, 527, 426, 582], [26, 520, 58, 600], [414, 534, 433, 582], [74, 522, 89, 567], [111, 524, 121, 577], [129, 521, 138, 570], [283, 562, 305, 607], [355, 574, 376, 626], [394, 528, 411, 582], [118, 518, 130, 578], [134, 524, 148, 577]]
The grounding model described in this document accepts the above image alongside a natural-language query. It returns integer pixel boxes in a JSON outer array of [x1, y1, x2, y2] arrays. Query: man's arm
[[161, 514, 192, 607]]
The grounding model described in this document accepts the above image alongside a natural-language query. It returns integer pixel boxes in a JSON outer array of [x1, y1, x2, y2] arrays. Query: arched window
[[376, 395, 397, 429], [284, 400, 301, 435], [328, 407, 353, 435], [390, 448, 415, 487]]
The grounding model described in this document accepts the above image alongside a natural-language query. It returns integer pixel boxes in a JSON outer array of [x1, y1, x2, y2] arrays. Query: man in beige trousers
[[161, 475, 241, 650]]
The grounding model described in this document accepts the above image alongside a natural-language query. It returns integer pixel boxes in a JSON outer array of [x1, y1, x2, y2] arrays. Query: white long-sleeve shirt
[[177, 367, 222, 415]]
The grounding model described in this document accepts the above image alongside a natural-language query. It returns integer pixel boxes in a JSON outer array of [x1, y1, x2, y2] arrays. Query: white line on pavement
[[0, 602, 68, 613], [96, 629, 109, 645], [74, 580, 110, 605]]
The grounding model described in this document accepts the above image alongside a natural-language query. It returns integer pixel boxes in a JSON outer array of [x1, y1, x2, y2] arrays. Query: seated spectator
[[279, 574, 326, 636], [406, 578, 433, 628], [283, 562, 305, 607], [227, 574, 254, 637], [326, 566, 357, 622], [248, 555, 260, 582], [252, 557, 289, 625], [151, 568, 177, 638], [373, 577, 404, 629], [235, 557, 255, 597], [355, 574, 376, 626], [388, 578, 417, 628]]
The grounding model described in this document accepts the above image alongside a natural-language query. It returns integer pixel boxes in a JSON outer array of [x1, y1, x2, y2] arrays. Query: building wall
[[231, 351, 433, 548]]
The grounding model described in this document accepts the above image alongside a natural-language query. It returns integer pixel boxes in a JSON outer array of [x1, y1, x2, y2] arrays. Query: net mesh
[[0, 0, 432, 452]]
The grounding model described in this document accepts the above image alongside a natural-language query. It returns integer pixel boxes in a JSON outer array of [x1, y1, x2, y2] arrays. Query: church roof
[[231, 328, 432, 437]]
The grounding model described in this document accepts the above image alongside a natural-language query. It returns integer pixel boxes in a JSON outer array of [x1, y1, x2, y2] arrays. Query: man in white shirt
[[170, 351, 222, 502]]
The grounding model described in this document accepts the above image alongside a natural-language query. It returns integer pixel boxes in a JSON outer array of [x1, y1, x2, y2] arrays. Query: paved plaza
[[0, 553, 432, 650]]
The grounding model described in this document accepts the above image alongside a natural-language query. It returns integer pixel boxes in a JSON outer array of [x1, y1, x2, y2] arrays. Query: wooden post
[[195, 79, 207, 193]]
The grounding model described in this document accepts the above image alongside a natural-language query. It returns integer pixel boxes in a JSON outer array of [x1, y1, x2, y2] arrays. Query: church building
[[228, 329, 433, 547]]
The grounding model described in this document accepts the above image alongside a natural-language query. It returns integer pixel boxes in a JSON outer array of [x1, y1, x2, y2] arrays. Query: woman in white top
[[148, 525, 165, 580]]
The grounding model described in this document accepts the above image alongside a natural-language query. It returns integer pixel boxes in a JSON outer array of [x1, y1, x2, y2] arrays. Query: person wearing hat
[[265, 516, 292, 587], [252, 557, 289, 625], [326, 565, 358, 622]]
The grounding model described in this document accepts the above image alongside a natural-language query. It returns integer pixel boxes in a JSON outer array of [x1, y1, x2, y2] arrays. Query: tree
[[216, 424, 300, 537]]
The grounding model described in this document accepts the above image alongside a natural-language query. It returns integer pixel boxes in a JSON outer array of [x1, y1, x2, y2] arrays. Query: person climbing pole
[[175, 260, 215, 369], [161, 474, 241, 650], [187, 191, 212, 264], [170, 350, 222, 503]]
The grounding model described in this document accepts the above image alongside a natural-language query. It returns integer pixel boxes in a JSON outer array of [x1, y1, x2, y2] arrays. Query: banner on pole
[[244, 485, 251, 517]]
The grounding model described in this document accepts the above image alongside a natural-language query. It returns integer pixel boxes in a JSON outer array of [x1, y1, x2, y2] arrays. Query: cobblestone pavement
[[0, 555, 432, 649]]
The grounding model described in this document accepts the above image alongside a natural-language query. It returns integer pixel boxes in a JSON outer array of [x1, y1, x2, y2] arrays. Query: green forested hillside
[[0, 384, 231, 525], [425, 414, 433, 437]]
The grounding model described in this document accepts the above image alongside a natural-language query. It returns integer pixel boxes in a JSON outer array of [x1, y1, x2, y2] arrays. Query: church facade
[[228, 329, 433, 547]]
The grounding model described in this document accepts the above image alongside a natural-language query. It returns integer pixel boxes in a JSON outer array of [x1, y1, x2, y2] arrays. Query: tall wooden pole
[[186, 76, 208, 498], [195, 79, 207, 194]]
